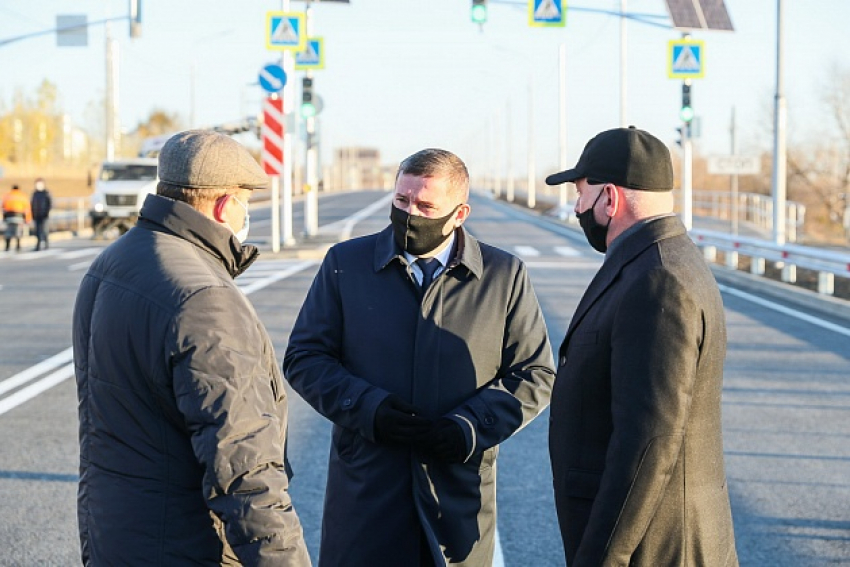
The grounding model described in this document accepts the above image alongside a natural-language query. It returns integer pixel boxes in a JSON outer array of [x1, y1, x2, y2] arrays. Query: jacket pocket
[[332, 426, 358, 464], [562, 468, 602, 499]]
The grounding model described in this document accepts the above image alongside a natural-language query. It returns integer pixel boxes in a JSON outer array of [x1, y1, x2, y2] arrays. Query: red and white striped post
[[262, 96, 287, 250], [262, 97, 284, 175]]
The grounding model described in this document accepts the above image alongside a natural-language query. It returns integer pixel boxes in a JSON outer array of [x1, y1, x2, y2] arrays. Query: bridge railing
[[691, 229, 850, 296]]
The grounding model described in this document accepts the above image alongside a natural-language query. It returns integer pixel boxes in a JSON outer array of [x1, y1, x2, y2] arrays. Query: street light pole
[[771, 0, 787, 245]]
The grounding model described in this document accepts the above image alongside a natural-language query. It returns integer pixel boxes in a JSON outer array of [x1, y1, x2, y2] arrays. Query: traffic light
[[471, 0, 487, 24], [301, 77, 316, 118], [680, 82, 693, 123]]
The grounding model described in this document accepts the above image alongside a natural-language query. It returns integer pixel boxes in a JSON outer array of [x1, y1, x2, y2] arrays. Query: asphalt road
[[0, 190, 848, 566]]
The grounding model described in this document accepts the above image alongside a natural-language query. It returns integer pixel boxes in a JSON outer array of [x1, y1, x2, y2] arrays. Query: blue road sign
[[295, 38, 324, 70], [266, 12, 306, 51], [668, 39, 704, 79], [529, 0, 566, 27], [259, 63, 287, 93]]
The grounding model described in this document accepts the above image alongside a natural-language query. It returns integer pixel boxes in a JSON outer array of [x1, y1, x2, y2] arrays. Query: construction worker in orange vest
[[3, 184, 33, 252]]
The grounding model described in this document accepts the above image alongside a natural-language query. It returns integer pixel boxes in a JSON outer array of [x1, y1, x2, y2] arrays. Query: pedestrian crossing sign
[[266, 11, 306, 51], [529, 0, 566, 28], [668, 39, 704, 79], [295, 37, 325, 70]]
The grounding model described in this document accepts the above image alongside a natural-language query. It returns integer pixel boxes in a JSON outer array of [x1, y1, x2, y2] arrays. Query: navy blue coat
[[284, 225, 555, 566]]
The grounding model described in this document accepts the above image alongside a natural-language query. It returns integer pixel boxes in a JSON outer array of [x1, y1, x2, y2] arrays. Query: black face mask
[[576, 186, 612, 253], [390, 204, 459, 256]]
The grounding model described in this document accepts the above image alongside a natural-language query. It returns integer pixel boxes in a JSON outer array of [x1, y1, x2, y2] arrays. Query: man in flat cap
[[73, 130, 311, 566], [546, 126, 738, 566]]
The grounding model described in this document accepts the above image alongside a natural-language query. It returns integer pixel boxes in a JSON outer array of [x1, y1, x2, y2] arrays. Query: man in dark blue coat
[[546, 127, 738, 566], [284, 148, 555, 566]]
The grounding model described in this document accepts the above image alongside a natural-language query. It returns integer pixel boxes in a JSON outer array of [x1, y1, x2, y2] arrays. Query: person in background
[[284, 148, 555, 566], [73, 130, 311, 566], [546, 126, 738, 566], [30, 177, 52, 251], [2, 184, 32, 252]]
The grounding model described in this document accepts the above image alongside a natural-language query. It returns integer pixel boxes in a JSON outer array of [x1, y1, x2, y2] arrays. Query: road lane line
[[68, 261, 93, 271], [554, 245, 581, 257], [239, 260, 318, 295], [719, 284, 850, 337], [0, 347, 74, 397], [317, 193, 393, 240], [0, 363, 75, 417], [58, 248, 103, 259], [10, 249, 63, 261], [514, 246, 540, 257]]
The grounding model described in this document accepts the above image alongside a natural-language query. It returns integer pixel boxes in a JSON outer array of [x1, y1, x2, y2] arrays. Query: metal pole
[[619, 0, 627, 127], [527, 76, 535, 210], [559, 43, 568, 213], [506, 99, 514, 202], [771, 0, 787, 245], [304, 0, 319, 237], [105, 22, 119, 161], [730, 106, 739, 235], [493, 109, 502, 199]]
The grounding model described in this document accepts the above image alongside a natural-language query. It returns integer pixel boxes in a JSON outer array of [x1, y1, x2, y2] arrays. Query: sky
[[1, 0, 849, 181]]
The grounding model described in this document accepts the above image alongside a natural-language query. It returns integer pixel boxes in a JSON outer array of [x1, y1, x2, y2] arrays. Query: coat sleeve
[[171, 286, 311, 567], [445, 262, 555, 459], [574, 268, 703, 566], [283, 249, 390, 441]]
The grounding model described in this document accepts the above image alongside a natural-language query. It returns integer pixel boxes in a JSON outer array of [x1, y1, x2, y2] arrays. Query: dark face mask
[[390, 204, 459, 256], [576, 186, 612, 253]]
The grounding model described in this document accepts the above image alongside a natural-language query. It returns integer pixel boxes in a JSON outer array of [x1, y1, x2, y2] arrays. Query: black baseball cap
[[545, 126, 673, 192]]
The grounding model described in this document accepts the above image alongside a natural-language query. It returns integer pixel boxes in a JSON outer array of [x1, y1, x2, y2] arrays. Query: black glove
[[416, 418, 467, 464], [374, 395, 432, 446]]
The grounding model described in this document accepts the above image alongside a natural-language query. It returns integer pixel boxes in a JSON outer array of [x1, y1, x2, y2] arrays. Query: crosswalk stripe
[[58, 248, 103, 260], [514, 246, 540, 257], [554, 245, 581, 257]]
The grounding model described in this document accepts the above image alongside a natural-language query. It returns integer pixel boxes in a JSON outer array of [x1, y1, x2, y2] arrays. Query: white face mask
[[231, 197, 250, 243]]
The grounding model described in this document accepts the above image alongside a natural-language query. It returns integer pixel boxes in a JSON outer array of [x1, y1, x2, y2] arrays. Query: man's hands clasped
[[373, 395, 468, 464]]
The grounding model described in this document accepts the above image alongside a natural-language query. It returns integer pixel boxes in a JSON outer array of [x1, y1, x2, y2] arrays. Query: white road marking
[[0, 347, 74, 397], [0, 259, 318, 417], [493, 524, 505, 567], [68, 261, 93, 272], [238, 260, 318, 295], [525, 260, 601, 269], [514, 246, 540, 257], [554, 245, 581, 257], [0, 363, 75, 417], [317, 193, 393, 240], [10, 249, 63, 261], [719, 284, 850, 338], [58, 247, 103, 260]]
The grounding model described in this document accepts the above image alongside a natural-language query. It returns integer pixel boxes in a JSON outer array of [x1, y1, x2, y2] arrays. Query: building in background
[[330, 147, 387, 191]]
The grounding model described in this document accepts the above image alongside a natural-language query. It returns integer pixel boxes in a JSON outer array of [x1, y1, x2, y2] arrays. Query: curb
[[709, 264, 850, 324]]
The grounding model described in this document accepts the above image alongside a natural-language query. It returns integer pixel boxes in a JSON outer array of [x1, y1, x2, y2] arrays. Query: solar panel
[[665, 0, 734, 31]]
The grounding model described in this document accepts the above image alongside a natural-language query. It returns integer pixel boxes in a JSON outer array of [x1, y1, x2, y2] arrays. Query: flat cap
[[545, 126, 673, 192], [158, 129, 268, 190]]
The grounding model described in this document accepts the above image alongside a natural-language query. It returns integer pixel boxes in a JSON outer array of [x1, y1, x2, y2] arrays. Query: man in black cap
[[546, 126, 738, 566], [73, 130, 311, 566]]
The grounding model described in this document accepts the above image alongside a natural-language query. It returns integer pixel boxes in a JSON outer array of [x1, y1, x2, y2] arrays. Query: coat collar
[[374, 224, 484, 279], [560, 215, 686, 354], [137, 194, 259, 278]]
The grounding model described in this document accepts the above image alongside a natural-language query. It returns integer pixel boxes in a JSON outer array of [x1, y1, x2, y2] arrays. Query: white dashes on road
[[554, 245, 581, 257], [514, 246, 540, 257]]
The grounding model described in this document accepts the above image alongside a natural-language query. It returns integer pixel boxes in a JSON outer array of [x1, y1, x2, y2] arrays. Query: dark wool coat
[[284, 225, 555, 566], [549, 215, 739, 567], [73, 195, 310, 566]]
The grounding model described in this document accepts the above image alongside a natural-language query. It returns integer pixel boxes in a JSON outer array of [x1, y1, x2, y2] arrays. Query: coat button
[[483, 416, 494, 426], [342, 398, 352, 408], [559, 356, 567, 367]]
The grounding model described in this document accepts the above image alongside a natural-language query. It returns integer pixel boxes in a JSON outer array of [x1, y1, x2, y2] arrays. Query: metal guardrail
[[691, 229, 850, 296]]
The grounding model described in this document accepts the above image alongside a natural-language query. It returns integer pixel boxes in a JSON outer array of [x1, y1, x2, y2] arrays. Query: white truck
[[89, 157, 159, 237]]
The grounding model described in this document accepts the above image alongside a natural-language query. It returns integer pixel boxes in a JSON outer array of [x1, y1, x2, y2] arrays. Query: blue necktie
[[416, 258, 440, 293]]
